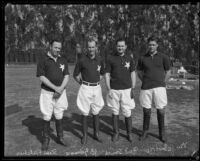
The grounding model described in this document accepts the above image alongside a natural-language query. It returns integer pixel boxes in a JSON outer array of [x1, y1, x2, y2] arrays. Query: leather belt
[[82, 81, 100, 86]]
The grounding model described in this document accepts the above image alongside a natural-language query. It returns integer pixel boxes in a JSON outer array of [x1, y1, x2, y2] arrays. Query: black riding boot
[[157, 109, 167, 143], [81, 115, 88, 145], [112, 114, 119, 142], [140, 108, 151, 141], [55, 119, 67, 146], [93, 114, 103, 143], [41, 120, 50, 151], [125, 116, 133, 143]]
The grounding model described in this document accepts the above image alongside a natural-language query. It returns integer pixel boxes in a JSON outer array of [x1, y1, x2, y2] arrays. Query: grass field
[[4, 64, 199, 157]]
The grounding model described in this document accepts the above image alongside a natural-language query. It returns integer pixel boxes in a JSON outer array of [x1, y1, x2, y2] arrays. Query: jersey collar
[[47, 51, 61, 61]]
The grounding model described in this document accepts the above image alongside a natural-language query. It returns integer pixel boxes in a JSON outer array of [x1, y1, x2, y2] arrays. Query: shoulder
[[106, 54, 115, 61], [159, 52, 170, 60], [38, 52, 48, 64], [59, 56, 68, 63], [158, 52, 168, 57]]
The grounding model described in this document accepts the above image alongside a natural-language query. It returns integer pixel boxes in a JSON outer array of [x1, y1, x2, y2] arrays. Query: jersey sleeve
[[163, 54, 171, 71], [73, 59, 81, 77], [137, 57, 143, 71], [100, 58, 105, 75], [36, 57, 45, 77], [105, 55, 111, 73], [130, 57, 136, 72], [63, 58, 70, 76]]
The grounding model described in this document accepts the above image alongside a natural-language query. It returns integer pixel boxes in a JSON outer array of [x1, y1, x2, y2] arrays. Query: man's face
[[87, 41, 97, 57], [148, 40, 158, 54], [116, 41, 127, 55], [50, 41, 62, 57]]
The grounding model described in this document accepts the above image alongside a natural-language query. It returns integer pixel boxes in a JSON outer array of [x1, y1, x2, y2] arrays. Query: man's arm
[[40, 76, 59, 92], [130, 71, 136, 99], [52, 75, 69, 99], [100, 75, 103, 81], [105, 73, 111, 90], [137, 70, 143, 82], [60, 75, 69, 90], [164, 70, 171, 83], [74, 73, 82, 85], [131, 71, 136, 89]]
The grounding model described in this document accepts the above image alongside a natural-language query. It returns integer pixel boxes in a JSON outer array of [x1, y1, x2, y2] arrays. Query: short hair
[[49, 35, 63, 46], [87, 38, 97, 46], [147, 35, 158, 43], [116, 38, 127, 45]]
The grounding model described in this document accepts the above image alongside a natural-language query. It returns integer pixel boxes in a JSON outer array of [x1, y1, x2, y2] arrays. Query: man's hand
[[53, 92, 61, 100], [130, 88, 135, 99], [108, 89, 113, 99], [54, 86, 64, 94]]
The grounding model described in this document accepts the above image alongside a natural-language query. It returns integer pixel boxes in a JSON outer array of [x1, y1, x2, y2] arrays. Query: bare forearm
[[165, 70, 171, 82], [137, 70, 143, 81], [40, 76, 56, 91], [105, 73, 111, 90], [74, 74, 82, 84], [100, 75, 103, 81], [60, 75, 69, 89], [131, 71, 136, 88]]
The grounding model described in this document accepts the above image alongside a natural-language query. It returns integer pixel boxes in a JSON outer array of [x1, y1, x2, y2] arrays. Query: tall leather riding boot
[[140, 108, 151, 141], [157, 109, 167, 143], [93, 114, 103, 143], [41, 120, 50, 151], [112, 114, 119, 142], [55, 119, 67, 146], [81, 115, 88, 145], [125, 116, 133, 143]]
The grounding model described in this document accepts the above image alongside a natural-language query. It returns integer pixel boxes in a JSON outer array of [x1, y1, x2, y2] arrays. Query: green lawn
[[5, 64, 199, 157]]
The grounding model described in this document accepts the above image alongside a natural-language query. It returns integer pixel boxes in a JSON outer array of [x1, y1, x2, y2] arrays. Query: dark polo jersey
[[137, 52, 170, 90], [73, 54, 105, 83], [105, 53, 136, 90], [36, 52, 69, 92]]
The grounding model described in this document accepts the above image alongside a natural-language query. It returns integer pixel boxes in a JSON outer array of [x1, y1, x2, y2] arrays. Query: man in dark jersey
[[37, 36, 69, 150], [137, 35, 171, 143], [105, 38, 136, 143], [73, 39, 105, 145]]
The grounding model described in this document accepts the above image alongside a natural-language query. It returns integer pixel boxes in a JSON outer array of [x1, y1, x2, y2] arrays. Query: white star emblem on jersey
[[60, 64, 65, 72], [124, 62, 130, 69], [97, 65, 101, 72]]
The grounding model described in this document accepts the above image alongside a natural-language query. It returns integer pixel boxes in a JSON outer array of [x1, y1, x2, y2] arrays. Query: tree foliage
[[5, 4, 199, 64]]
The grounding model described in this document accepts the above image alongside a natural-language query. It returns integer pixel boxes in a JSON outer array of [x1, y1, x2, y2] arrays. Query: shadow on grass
[[100, 115, 142, 139], [22, 115, 56, 144], [21, 113, 142, 144], [5, 104, 22, 116]]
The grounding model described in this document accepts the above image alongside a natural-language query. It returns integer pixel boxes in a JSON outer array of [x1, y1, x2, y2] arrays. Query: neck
[[50, 51, 58, 58], [89, 53, 95, 59], [150, 51, 157, 56], [117, 52, 124, 56]]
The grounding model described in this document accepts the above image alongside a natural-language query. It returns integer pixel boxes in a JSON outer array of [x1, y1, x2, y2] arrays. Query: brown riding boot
[[125, 116, 133, 143], [81, 115, 88, 145], [41, 120, 50, 151], [140, 108, 151, 141], [112, 114, 119, 142], [93, 114, 103, 143]]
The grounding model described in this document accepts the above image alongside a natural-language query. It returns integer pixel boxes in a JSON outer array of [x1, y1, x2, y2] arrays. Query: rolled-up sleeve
[[137, 57, 143, 71], [163, 55, 170, 71], [73, 60, 81, 77], [105, 56, 111, 73], [130, 58, 136, 72], [36, 58, 45, 77], [100, 59, 105, 75], [63, 58, 69, 76]]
